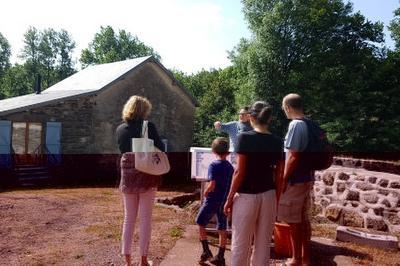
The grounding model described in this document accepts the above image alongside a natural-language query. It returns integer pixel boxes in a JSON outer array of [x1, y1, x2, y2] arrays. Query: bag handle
[[141, 120, 149, 139]]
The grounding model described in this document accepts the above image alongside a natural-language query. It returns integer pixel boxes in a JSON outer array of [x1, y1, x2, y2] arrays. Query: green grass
[[169, 226, 184, 238]]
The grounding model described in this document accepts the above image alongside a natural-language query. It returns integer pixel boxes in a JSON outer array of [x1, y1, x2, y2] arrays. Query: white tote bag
[[131, 120, 154, 152], [133, 121, 170, 175]]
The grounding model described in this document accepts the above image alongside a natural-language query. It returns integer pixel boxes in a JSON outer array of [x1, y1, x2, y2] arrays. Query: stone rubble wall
[[313, 165, 400, 233]]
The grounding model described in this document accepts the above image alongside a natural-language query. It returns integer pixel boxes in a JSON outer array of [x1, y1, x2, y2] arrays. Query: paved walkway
[[160, 225, 355, 266], [160, 225, 231, 266]]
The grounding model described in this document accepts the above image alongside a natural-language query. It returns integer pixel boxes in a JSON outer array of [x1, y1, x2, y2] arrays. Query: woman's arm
[[223, 153, 247, 215]]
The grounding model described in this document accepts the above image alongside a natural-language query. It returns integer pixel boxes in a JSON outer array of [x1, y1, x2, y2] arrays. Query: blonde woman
[[116, 95, 165, 266]]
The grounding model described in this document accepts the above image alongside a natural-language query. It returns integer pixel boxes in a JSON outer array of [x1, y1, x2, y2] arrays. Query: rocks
[[326, 206, 342, 222], [363, 194, 379, 204], [340, 210, 364, 227], [320, 198, 330, 207], [344, 190, 360, 201], [387, 213, 400, 225], [351, 202, 359, 208], [315, 167, 400, 233], [389, 182, 400, 189], [373, 207, 384, 216], [322, 172, 335, 186], [355, 182, 374, 191], [323, 187, 333, 195], [378, 179, 389, 188], [336, 182, 346, 193], [381, 199, 391, 208], [337, 172, 350, 181], [366, 218, 388, 231], [378, 189, 389, 196]]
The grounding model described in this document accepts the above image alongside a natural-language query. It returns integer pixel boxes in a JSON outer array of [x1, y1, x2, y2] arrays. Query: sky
[[0, 0, 398, 74]]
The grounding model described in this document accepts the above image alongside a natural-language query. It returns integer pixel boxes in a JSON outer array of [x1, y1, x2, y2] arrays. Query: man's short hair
[[211, 137, 230, 155], [241, 106, 250, 112], [283, 93, 303, 110]]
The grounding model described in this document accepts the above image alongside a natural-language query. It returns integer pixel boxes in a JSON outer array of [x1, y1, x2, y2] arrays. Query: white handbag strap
[[141, 120, 149, 139]]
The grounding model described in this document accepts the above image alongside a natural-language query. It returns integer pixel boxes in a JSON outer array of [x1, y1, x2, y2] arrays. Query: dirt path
[[0, 188, 189, 266]]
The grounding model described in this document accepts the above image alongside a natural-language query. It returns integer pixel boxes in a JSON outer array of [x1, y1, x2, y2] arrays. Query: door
[[0, 121, 12, 168], [11, 122, 43, 165], [45, 122, 62, 165]]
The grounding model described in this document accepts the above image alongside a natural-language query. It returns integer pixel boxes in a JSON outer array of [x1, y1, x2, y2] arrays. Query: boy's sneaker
[[199, 249, 213, 263], [209, 255, 226, 266]]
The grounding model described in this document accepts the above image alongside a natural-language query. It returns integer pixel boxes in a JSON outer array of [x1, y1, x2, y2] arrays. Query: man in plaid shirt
[[214, 106, 253, 152]]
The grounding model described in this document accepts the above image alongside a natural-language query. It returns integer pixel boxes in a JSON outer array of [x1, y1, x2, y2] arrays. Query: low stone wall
[[314, 166, 400, 233], [333, 157, 400, 175]]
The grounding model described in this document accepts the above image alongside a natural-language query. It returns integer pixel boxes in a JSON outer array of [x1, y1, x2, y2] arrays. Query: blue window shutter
[[45, 122, 62, 165], [0, 121, 12, 168]]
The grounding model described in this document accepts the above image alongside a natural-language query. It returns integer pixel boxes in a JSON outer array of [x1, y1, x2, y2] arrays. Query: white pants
[[121, 188, 156, 256], [231, 190, 277, 266]]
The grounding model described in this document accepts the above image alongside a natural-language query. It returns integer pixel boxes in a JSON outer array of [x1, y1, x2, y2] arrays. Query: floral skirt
[[119, 152, 162, 194]]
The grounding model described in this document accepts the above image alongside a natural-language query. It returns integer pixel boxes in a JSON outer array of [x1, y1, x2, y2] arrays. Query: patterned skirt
[[119, 152, 162, 194]]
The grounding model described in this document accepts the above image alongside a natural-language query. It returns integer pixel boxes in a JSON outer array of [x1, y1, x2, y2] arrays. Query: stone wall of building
[[314, 165, 400, 233], [1, 96, 96, 154], [93, 62, 196, 153]]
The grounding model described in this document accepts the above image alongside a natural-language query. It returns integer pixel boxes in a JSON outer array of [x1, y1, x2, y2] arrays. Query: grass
[[84, 219, 122, 241], [311, 218, 400, 265], [169, 226, 184, 238]]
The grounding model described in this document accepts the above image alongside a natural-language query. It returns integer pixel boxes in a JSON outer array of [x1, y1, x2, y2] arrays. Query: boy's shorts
[[196, 200, 227, 230], [277, 182, 313, 224]]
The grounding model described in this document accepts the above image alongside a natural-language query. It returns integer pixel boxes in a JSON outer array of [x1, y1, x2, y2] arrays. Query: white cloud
[[0, 0, 249, 73]]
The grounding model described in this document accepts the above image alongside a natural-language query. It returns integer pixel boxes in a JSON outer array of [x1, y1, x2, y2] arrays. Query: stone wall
[[93, 62, 196, 153], [314, 165, 400, 233], [1, 96, 96, 154]]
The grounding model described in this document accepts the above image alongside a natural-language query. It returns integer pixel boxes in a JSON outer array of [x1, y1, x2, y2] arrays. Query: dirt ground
[[2, 185, 400, 266], [0, 187, 191, 266]]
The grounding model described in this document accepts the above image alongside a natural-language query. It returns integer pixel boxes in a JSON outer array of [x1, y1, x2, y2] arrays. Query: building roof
[[0, 56, 198, 116]]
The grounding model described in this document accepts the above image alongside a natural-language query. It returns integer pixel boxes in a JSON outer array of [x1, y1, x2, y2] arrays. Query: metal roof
[[0, 56, 198, 116]]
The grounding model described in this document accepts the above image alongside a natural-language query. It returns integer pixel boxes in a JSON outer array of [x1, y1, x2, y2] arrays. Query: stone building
[[0, 56, 198, 183]]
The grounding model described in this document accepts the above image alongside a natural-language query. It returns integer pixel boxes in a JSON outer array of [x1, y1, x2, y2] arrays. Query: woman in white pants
[[224, 101, 284, 266], [116, 96, 165, 266]]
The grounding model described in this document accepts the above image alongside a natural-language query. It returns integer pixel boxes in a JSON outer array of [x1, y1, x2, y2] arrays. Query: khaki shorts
[[277, 182, 313, 223]]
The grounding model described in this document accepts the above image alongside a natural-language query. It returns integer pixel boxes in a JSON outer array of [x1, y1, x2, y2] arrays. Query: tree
[[1, 64, 32, 98], [80, 26, 160, 67], [174, 68, 238, 147], [239, 0, 388, 152], [17, 27, 76, 93], [56, 29, 76, 80], [389, 7, 400, 50], [0, 32, 11, 78], [0, 32, 12, 99]]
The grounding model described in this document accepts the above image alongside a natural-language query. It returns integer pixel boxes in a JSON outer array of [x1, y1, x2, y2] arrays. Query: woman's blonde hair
[[122, 95, 152, 122]]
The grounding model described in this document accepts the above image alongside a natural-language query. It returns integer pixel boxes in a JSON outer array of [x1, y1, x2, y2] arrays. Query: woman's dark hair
[[250, 101, 273, 125]]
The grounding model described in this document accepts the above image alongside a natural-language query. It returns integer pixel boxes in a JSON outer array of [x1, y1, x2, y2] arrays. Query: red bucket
[[274, 222, 292, 257]]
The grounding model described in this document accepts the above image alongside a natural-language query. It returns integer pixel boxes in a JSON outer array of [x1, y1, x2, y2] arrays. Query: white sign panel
[[190, 147, 236, 181]]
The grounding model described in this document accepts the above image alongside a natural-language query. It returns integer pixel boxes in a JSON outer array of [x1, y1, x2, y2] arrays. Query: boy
[[196, 137, 234, 265]]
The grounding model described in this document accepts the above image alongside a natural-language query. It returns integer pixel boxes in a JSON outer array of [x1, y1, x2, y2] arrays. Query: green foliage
[[389, 8, 400, 50], [80, 26, 160, 67], [237, 0, 396, 152], [174, 68, 239, 147], [1, 64, 32, 98], [18, 26, 76, 92], [0, 32, 11, 78]]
